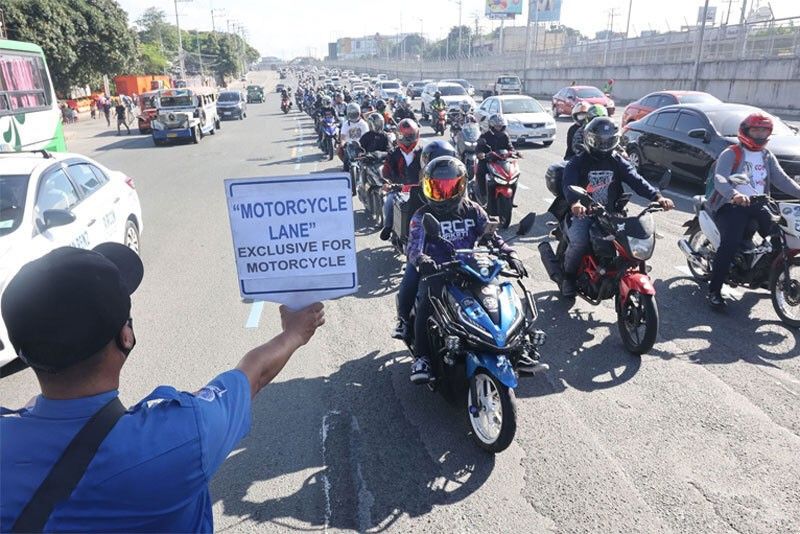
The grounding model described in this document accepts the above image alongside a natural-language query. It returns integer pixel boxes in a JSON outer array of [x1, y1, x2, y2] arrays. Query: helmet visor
[[587, 132, 619, 153], [422, 176, 465, 202]]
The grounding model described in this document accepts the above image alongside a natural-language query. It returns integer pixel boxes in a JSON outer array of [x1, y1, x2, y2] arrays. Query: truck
[[481, 74, 523, 99], [113, 75, 172, 96]]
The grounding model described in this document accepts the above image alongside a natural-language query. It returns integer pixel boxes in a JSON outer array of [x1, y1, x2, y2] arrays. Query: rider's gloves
[[417, 255, 439, 276], [507, 254, 528, 278]]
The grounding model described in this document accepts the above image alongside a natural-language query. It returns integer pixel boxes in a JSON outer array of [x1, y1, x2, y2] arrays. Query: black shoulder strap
[[12, 397, 126, 533]]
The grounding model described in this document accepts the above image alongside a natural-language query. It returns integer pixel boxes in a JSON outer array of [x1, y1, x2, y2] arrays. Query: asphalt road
[[2, 70, 799, 534]]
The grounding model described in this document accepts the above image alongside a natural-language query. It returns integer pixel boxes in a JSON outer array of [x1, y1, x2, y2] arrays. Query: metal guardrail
[[330, 16, 800, 74]]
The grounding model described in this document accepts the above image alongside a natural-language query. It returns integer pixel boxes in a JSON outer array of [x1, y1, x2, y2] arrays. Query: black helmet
[[434, 91, 441, 99], [420, 156, 467, 216], [545, 161, 566, 197], [583, 117, 619, 157], [420, 140, 457, 169], [375, 99, 386, 112]]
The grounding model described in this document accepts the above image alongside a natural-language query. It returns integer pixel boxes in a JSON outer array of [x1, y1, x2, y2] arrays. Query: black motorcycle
[[355, 151, 388, 224]]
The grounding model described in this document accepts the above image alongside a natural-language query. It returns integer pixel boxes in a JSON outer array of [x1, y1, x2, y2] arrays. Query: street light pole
[[622, 0, 633, 64], [692, 0, 711, 90], [173, 0, 188, 79], [456, 0, 463, 76]]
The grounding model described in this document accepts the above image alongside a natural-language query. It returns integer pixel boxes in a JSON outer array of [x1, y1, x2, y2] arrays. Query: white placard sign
[[225, 173, 358, 309]]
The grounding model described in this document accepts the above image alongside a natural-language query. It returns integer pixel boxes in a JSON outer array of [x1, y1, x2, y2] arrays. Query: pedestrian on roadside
[[115, 99, 130, 135], [90, 99, 97, 120], [0, 244, 325, 531], [603, 78, 614, 96], [102, 99, 111, 126]]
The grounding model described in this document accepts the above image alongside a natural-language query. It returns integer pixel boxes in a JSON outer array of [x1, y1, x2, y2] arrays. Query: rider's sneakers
[[517, 353, 549, 375], [708, 291, 727, 309], [560, 275, 577, 299], [410, 357, 432, 384], [379, 227, 392, 241], [392, 318, 408, 340]]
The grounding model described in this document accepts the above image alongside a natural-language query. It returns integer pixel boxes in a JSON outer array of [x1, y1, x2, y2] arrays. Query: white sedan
[[0, 150, 143, 366], [475, 95, 557, 147]]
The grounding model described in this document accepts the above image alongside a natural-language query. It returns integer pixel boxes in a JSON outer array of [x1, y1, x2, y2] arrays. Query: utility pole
[[173, 0, 193, 79], [739, 0, 749, 24], [692, 0, 711, 90], [211, 8, 225, 33], [456, 0, 463, 75], [524, 0, 538, 84], [603, 8, 620, 66], [622, 0, 633, 64], [196, 31, 204, 83]]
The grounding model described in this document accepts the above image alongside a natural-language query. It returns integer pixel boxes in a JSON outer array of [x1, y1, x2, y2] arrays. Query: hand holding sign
[[226, 173, 358, 310]]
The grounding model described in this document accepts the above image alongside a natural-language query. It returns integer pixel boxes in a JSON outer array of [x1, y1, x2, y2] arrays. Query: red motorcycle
[[538, 185, 666, 354], [281, 97, 292, 114], [433, 109, 447, 136], [478, 150, 521, 229]]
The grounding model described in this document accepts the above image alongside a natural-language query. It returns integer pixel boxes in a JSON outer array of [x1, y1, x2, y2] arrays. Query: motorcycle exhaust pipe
[[537, 241, 563, 284], [678, 238, 704, 270]]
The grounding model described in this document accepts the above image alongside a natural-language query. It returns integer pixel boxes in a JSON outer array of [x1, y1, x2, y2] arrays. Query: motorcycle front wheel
[[686, 228, 713, 281], [617, 291, 658, 355], [327, 139, 335, 160], [468, 371, 517, 453], [770, 256, 800, 328]]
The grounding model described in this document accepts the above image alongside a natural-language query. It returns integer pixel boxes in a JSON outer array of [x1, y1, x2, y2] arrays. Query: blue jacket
[[407, 200, 512, 265]]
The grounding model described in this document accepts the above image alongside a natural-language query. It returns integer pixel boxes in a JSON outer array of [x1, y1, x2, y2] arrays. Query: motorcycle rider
[[376, 99, 396, 127], [394, 156, 534, 383], [560, 117, 675, 298], [475, 114, 515, 203], [333, 92, 347, 117], [705, 112, 800, 308], [393, 96, 417, 123], [316, 95, 338, 147], [339, 103, 369, 171], [359, 112, 391, 153], [428, 90, 447, 121], [565, 103, 607, 160], [379, 119, 423, 241]]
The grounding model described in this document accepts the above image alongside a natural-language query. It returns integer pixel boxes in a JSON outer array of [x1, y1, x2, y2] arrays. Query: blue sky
[[118, 0, 799, 59]]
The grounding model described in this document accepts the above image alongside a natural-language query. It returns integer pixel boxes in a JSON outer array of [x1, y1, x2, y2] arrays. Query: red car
[[621, 90, 721, 127], [552, 86, 615, 118]]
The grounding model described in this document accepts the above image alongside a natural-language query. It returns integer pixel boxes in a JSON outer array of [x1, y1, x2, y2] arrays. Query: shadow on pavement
[[517, 291, 642, 399], [651, 276, 800, 366], [210, 350, 494, 532], [95, 136, 158, 151], [355, 247, 403, 299], [261, 153, 325, 166]]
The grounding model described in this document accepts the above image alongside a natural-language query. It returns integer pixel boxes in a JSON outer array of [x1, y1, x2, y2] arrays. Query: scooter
[[678, 174, 800, 327], [344, 140, 364, 195], [281, 97, 292, 114], [433, 109, 447, 136], [404, 213, 547, 453], [479, 150, 522, 230], [538, 172, 671, 355], [456, 122, 480, 183]]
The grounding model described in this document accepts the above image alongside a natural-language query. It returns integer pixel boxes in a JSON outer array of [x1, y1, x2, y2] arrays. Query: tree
[[3, 0, 139, 94], [138, 42, 170, 74]]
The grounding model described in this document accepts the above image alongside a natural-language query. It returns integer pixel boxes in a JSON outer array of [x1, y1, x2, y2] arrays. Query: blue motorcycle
[[405, 214, 547, 453], [320, 115, 338, 160]]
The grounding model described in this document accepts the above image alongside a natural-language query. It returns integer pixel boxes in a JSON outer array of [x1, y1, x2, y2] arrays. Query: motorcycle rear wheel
[[617, 291, 658, 355], [770, 256, 800, 328], [468, 371, 517, 453], [686, 228, 713, 281]]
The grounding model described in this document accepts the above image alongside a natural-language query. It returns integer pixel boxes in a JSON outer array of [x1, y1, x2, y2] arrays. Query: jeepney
[[246, 85, 264, 103], [151, 87, 220, 146]]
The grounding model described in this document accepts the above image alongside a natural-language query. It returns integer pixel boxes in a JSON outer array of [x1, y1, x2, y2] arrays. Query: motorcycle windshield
[[462, 124, 480, 142], [615, 212, 655, 239]]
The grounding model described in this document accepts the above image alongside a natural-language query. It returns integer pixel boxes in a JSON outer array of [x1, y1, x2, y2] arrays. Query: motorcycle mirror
[[658, 169, 672, 191], [517, 212, 536, 236], [422, 212, 441, 237], [727, 173, 750, 186]]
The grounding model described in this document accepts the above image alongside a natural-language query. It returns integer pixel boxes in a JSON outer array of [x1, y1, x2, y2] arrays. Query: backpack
[[705, 145, 742, 199]]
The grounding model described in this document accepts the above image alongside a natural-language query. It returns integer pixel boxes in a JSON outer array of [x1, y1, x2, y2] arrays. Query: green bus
[[0, 39, 66, 152]]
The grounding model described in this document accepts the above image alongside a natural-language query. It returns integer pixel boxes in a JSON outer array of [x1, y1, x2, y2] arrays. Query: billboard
[[697, 5, 717, 24], [486, 0, 523, 19], [529, 0, 563, 22]]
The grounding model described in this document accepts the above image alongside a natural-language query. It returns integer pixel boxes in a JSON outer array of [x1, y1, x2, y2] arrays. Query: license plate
[[167, 133, 177, 138], [223, 111, 231, 115]]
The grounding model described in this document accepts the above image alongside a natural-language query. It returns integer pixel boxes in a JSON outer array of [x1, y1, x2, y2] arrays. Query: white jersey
[[340, 119, 368, 142], [737, 149, 767, 196]]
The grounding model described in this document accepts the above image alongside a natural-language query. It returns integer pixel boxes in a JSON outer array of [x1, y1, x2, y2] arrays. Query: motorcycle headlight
[[446, 292, 493, 340], [628, 235, 655, 260]]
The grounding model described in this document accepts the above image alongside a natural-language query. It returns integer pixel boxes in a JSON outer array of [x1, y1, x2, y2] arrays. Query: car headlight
[[508, 119, 523, 128], [628, 235, 655, 260]]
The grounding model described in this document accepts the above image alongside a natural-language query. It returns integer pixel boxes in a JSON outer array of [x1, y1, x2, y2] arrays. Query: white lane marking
[[674, 265, 743, 297], [542, 196, 555, 205], [245, 300, 264, 328], [320, 410, 340, 532], [350, 415, 374, 532], [518, 183, 530, 190], [675, 265, 692, 276]]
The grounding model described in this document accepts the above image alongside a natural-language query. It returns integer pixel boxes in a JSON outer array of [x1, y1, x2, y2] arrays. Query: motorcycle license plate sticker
[[225, 173, 358, 309]]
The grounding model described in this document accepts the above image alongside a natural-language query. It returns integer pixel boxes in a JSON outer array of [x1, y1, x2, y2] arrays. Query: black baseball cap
[[1, 243, 143, 372]]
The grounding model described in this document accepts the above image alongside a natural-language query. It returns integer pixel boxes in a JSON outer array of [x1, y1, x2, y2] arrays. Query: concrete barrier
[[329, 57, 800, 118]]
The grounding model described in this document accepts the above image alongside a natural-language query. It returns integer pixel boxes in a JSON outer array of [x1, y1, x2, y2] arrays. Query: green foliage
[[3, 0, 139, 94], [138, 42, 170, 74]]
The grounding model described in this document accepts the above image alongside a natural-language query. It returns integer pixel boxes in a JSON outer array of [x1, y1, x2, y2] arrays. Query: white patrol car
[[0, 150, 143, 366]]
